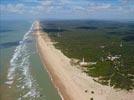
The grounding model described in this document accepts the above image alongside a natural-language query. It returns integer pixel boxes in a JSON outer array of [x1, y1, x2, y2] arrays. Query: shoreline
[[34, 21, 72, 100], [34, 21, 134, 100], [37, 45, 70, 100], [35, 35, 64, 100]]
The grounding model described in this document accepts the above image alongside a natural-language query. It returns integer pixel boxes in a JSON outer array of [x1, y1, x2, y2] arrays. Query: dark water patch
[[107, 31, 134, 36], [86, 20, 125, 27], [0, 40, 32, 49], [75, 26, 98, 30], [128, 24, 134, 28], [105, 26, 119, 29], [0, 29, 13, 33], [107, 32, 122, 35], [122, 35, 134, 42], [0, 41, 20, 49], [125, 31, 134, 35], [43, 28, 67, 33], [128, 29, 134, 32]]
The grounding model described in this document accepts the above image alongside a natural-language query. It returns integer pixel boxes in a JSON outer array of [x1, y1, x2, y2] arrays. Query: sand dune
[[34, 21, 134, 100]]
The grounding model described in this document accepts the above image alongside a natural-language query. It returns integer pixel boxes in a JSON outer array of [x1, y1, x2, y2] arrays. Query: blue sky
[[0, 0, 134, 20]]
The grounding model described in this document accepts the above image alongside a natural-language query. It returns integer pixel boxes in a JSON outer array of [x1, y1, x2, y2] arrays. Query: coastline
[[34, 21, 134, 100]]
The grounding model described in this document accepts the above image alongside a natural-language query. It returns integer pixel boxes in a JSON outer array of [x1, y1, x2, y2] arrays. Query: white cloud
[[60, 0, 71, 5], [0, 0, 133, 20], [0, 4, 25, 14], [73, 6, 85, 11], [87, 3, 111, 11], [0, 1, 54, 15], [119, 0, 133, 4], [41, 0, 53, 6]]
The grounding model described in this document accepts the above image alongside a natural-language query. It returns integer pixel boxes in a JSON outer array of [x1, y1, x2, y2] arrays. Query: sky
[[0, 0, 134, 21]]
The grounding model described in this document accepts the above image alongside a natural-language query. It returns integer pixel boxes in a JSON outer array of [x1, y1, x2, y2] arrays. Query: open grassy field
[[41, 20, 134, 91]]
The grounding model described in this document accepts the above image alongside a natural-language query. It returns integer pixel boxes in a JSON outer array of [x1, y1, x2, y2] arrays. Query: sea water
[[0, 20, 61, 100]]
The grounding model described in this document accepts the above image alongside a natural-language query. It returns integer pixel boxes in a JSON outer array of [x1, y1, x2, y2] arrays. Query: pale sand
[[34, 21, 134, 100]]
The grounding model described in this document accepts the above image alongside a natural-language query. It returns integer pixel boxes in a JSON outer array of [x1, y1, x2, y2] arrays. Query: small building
[[89, 62, 97, 65], [120, 42, 123, 47], [79, 57, 96, 66], [100, 45, 105, 49], [79, 57, 89, 66], [107, 55, 120, 61]]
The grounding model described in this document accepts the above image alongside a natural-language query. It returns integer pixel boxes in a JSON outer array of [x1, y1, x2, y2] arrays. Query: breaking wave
[[5, 22, 45, 99]]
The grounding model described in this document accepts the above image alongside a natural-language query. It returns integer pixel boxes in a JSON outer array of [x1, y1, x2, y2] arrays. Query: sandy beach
[[34, 21, 134, 100]]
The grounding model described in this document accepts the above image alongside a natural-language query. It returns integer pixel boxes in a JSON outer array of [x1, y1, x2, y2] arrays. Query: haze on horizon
[[0, 0, 134, 21]]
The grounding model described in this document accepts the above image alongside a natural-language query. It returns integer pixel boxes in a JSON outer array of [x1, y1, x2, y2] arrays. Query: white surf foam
[[5, 80, 14, 85], [6, 22, 43, 99]]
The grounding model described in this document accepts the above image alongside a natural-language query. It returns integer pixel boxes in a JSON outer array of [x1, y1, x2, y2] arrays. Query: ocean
[[0, 20, 61, 100]]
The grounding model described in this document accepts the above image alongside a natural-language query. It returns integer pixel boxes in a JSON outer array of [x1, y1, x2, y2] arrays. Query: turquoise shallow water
[[0, 20, 61, 100]]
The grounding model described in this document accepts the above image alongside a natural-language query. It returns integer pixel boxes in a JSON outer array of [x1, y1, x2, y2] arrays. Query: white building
[[107, 55, 120, 61], [79, 57, 96, 66]]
